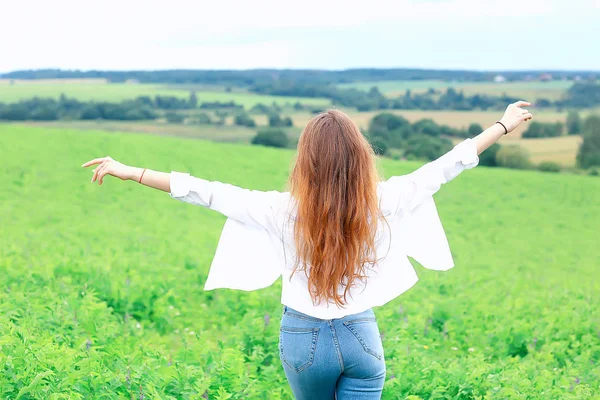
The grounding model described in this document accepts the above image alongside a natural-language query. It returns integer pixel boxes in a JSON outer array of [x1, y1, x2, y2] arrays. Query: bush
[[165, 112, 185, 124], [412, 119, 441, 136], [479, 143, 501, 167], [538, 161, 561, 173], [234, 113, 256, 128], [566, 111, 582, 134], [251, 129, 288, 148], [368, 136, 388, 155], [522, 121, 563, 138], [468, 123, 484, 136], [495, 145, 531, 169], [403, 135, 453, 161], [577, 114, 600, 168], [189, 112, 212, 125], [369, 113, 411, 133]]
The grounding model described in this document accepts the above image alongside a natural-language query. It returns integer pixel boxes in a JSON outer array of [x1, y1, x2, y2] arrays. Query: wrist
[[497, 119, 511, 134], [127, 166, 143, 181]]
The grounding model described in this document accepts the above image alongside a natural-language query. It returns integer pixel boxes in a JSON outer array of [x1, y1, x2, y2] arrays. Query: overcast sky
[[2, 0, 599, 73]]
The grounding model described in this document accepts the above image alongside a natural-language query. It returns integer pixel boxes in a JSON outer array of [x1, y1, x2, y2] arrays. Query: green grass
[[0, 80, 331, 108], [1, 125, 599, 398], [338, 80, 573, 101]]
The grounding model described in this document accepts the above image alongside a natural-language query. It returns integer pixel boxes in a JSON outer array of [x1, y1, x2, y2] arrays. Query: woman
[[82, 102, 532, 399]]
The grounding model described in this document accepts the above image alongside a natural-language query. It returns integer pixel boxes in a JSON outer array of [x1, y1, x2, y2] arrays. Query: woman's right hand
[[498, 101, 533, 133], [82, 156, 135, 185]]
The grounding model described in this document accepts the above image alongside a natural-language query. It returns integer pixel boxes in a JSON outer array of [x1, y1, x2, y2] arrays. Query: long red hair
[[288, 109, 382, 307]]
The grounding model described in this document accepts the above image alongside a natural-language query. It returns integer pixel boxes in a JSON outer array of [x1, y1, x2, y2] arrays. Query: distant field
[[19, 120, 263, 143], [507, 135, 583, 166], [338, 80, 573, 101], [0, 80, 331, 108], [288, 108, 579, 137]]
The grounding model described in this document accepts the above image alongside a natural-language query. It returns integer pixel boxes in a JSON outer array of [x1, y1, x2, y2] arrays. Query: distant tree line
[[0, 94, 246, 122], [0, 96, 158, 121], [3, 68, 597, 85], [251, 82, 600, 112]]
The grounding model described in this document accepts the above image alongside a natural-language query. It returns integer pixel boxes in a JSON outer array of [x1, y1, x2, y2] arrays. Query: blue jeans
[[279, 305, 386, 399]]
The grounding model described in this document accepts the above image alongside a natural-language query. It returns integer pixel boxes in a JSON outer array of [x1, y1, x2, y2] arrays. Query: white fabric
[[169, 138, 479, 319]]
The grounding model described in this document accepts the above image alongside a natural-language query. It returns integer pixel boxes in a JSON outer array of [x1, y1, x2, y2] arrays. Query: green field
[[0, 80, 331, 108], [338, 80, 573, 101], [1, 125, 598, 398]]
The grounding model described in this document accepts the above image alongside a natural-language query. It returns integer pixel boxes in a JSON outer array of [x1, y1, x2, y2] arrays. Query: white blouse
[[169, 139, 479, 319]]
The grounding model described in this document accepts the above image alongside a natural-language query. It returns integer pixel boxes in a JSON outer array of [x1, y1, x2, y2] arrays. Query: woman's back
[[83, 102, 534, 399]]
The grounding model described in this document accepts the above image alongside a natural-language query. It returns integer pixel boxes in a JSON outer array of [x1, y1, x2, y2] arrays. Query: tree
[[368, 113, 411, 134], [368, 136, 388, 155], [495, 145, 531, 169], [403, 135, 453, 161], [412, 118, 441, 136], [468, 123, 484, 136], [234, 112, 256, 128], [191, 112, 212, 124], [479, 143, 501, 167], [0, 104, 29, 120], [30, 107, 59, 121], [252, 129, 288, 148], [189, 91, 198, 108], [268, 114, 292, 127], [215, 110, 228, 125], [566, 111, 582, 135], [577, 114, 600, 168], [522, 121, 563, 138], [165, 112, 185, 124], [522, 122, 545, 138]]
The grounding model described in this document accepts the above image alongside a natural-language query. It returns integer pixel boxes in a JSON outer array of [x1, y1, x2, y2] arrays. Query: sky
[[2, 0, 599, 73]]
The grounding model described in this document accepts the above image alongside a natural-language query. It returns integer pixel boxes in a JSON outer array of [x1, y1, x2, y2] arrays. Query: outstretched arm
[[81, 158, 285, 233], [81, 158, 170, 191], [380, 101, 533, 215], [472, 100, 532, 155]]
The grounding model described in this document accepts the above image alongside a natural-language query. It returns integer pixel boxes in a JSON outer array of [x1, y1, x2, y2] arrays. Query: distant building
[[539, 73, 553, 82], [125, 79, 140, 84], [493, 75, 507, 83], [574, 75, 582, 81]]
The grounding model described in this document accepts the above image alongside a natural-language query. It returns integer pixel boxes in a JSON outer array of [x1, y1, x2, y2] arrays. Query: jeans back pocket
[[279, 326, 320, 374], [343, 318, 384, 360]]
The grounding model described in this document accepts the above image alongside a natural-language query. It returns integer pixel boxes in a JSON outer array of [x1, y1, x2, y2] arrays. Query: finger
[[92, 164, 106, 183], [82, 157, 107, 168], [523, 113, 533, 120], [521, 109, 529, 114], [514, 100, 531, 108], [98, 167, 110, 185]]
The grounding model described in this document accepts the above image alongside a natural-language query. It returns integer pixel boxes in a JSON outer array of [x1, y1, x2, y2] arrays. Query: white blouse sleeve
[[169, 172, 284, 234], [380, 138, 479, 216], [169, 172, 288, 291]]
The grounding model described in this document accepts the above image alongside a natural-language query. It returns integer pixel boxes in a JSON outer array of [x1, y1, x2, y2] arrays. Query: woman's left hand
[[82, 156, 134, 185]]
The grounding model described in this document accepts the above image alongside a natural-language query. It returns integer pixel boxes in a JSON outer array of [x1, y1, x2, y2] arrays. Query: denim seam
[[284, 310, 327, 323], [328, 321, 345, 373], [343, 317, 377, 324], [343, 321, 383, 360]]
